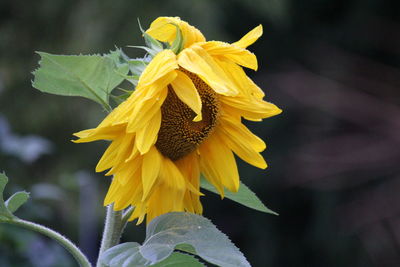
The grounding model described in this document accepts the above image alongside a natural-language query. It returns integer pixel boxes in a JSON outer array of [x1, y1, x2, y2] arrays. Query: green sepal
[[137, 17, 164, 53], [127, 45, 161, 58], [110, 88, 133, 105], [127, 58, 148, 76], [170, 23, 184, 54]]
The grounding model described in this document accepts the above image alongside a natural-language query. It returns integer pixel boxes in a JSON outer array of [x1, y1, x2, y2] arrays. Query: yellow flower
[[73, 17, 282, 224]]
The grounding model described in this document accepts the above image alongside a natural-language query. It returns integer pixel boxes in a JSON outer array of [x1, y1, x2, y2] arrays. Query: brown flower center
[[155, 70, 220, 161]]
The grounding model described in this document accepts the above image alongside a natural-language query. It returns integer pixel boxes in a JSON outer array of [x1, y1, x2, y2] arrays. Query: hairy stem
[[1, 217, 91, 267], [96, 204, 127, 267]]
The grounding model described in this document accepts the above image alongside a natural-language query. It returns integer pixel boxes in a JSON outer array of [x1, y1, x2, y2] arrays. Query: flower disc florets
[[156, 69, 219, 161]]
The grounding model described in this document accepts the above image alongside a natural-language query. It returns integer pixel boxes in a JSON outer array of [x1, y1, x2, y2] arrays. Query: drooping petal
[[95, 137, 123, 172], [199, 133, 240, 194], [161, 157, 187, 192], [104, 178, 120, 206], [178, 45, 239, 96], [218, 117, 267, 169], [215, 57, 264, 98], [171, 70, 202, 121], [113, 168, 142, 210], [232, 24, 263, 49], [136, 49, 178, 88], [126, 80, 170, 133], [113, 155, 142, 184], [201, 41, 258, 70], [141, 146, 162, 201], [72, 124, 125, 143], [221, 95, 282, 121], [221, 115, 266, 152], [135, 110, 161, 154], [105, 133, 135, 175], [146, 17, 206, 48], [175, 152, 203, 214], [144, 157, 187, 222]]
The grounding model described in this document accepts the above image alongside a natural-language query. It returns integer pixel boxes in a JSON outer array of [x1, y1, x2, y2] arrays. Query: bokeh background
[[1, 0, 399, 266]]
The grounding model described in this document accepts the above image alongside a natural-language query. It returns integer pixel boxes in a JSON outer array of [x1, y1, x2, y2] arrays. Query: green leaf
[[0, 173, 7, 199], [0, 173, 10, 218], [200, 177, 278, 215], [102, 246, 203, 267], [142, 212, 251, 267], [0, 173, 31, 220], [151, 252, 204, 267], [5, 191, 30, 213], [32, 51, 129, 110], [105, 48, 128, 67], [101, 242, 152, 267], [101, 213, 251, 267], [175, 244, 197, 255]]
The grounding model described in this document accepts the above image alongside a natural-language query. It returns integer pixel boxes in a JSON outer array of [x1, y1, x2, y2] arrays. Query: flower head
[[73, 17, 282, 224]]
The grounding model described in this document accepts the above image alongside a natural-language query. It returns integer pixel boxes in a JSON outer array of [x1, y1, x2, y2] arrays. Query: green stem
[[1, 217, 91, 267], [96, 204, 126, 267]]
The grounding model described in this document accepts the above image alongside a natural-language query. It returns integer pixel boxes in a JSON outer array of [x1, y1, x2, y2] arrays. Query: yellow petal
[[161, 157, 186, 191], [215, 57, 263, 98], [178, 45, 238, 96], [105, 133, 135, 175], [232, 24, 263, 49], [171, 70, 202, 121], [125, 142, 139, 162], [113, 171, 141, 210], [126, 83, 169, 133], [113, 157, 142, 184], [129, 203, 147, 224], [135, 110, 161, 154], [72, 124, 125, 143], [199, 134, 240, 193], [95, 138, 122, 172], [175, 152, 204, 196], [221, 95, 282, 120], [104, 178, 119, 206], [141, 146, 162, 201], [136, 49, 178, 88], [201, 41, 258, 70], [219, 118, 267, 169], [146, 17, 206, 48], [220, 115, 266, 152]]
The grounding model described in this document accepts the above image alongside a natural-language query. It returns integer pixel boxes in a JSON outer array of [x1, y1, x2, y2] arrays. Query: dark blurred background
[[1, 0, 399, 266]]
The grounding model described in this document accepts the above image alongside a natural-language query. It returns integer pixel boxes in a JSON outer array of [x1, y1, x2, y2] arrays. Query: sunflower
[[73, 17, 282, 224]]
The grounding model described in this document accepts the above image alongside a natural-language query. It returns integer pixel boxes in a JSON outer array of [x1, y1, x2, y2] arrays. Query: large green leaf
[[32, 51, 129, 109], [101, 212, 251, 267], [142, 212, 250, 267], [200, 177, 278, 215], [102, 245, 203, 267], [101, 242, 152, 267]]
